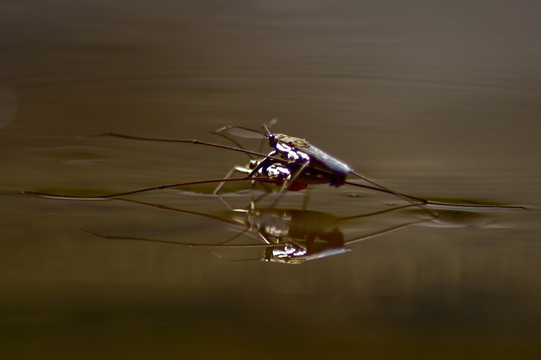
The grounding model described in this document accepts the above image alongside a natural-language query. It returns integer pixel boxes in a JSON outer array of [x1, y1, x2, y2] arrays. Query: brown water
[[2, 1, 541, 359]]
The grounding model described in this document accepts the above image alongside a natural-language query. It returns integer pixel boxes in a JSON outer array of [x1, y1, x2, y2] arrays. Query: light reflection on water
[[1, 0, 541, 358]]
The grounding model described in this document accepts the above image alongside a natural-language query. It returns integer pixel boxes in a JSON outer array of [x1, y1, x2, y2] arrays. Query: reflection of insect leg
[[302, 188, 311, 211], [81, 228, 274, 249], [213, 165, 252, 209], [344, 219, 429, 248], [83, 197, 260, 247], [212, 164, 275, 212], [80, 196, 433, 263]]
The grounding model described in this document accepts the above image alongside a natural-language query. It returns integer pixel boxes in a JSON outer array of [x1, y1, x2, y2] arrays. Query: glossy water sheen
[[1, 1, 541, 358]]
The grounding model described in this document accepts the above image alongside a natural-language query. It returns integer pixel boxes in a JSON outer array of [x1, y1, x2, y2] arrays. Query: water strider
[[23, 122, 527, 263], [24, 121, 526, 214], [82, 197, 429, 264]]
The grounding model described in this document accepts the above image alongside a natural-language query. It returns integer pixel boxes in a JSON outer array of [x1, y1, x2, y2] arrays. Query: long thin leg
[[121, 196, 421, 234], [211, 252, 263, 262], [211, 132, 254, 160], [344, 219, 430, 247], [114, 198, 240, 226], [23, 177, 274, 200], [91, 132, 290, 164], [211, 126, 273, 201], [349, 170, 439, 219], [212, 165, 275, 211], [337, 203, 418, 222], [112, 198, 263, 246], [302, 188, 311, 211], [268, 161, 310, 210], [81, 229, 277, 249], [343, 180, 527, 210], [213, 166, 247, 195]]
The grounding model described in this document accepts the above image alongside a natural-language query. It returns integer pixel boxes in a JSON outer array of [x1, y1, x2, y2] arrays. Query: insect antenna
[[262, 118, 278, 137], [212, 126, 267, 140]]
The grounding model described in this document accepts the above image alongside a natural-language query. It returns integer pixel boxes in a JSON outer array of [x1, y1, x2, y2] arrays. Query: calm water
[[2, 1, 541, 358]]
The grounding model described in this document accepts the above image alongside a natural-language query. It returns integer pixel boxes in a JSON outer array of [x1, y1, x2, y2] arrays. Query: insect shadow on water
[[23, 120, 526, 213], [81, 197, 430, 264]]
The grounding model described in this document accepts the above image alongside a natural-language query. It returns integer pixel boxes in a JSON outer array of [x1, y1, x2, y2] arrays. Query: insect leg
[[110, 198, 260, 246], [113, 198, 240, 225], [211, 253, 263, 262], [215, 165, 253, 186], [213, 165, 253, 210], [349, 170, 439, 219], [344, 219, 430, 247], [211, 130, 254, 160], [302, 188, 311, 211], [338, 203, 419, 221], [90, 132, 285, 162], [81, 228, 276, 249], [23, 177, 273, 200], [344, 180, 527, 211], [268, 161, 310, 210]]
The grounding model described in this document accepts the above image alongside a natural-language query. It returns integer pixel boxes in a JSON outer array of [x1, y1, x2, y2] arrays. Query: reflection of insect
[[79, 190, 519, 264], [82, 197, 428, 264]]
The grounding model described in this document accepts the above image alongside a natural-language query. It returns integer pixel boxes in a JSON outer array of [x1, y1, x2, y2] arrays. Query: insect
[[23, 121, 526, 213], [88, 122, 438, 216], [23, 122, 526, 264], [212, 123, 351, 192], [82, 196, 428, 264]]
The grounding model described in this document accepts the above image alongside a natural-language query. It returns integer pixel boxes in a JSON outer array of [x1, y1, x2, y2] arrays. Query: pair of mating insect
[[25, 121, 525, 263], [25, 121, 524, 214]]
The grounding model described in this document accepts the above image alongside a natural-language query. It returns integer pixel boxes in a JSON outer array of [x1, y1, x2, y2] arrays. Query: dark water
[[2, 1, 541, 358]]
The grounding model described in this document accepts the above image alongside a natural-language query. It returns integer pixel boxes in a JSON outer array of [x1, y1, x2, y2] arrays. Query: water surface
[[1, 1, 541, 359]]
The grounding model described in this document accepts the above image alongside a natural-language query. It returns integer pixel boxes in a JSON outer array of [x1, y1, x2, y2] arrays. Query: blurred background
[[1, 0, 540, 358]]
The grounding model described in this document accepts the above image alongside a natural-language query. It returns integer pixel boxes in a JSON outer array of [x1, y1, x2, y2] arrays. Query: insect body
[[215, 124, 436, 216], [214, 125, 353, 193], [258, 133, 351, 190]]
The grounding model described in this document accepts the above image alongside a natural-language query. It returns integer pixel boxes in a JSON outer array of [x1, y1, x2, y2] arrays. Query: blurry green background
[[1, 1, 541, 359]]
